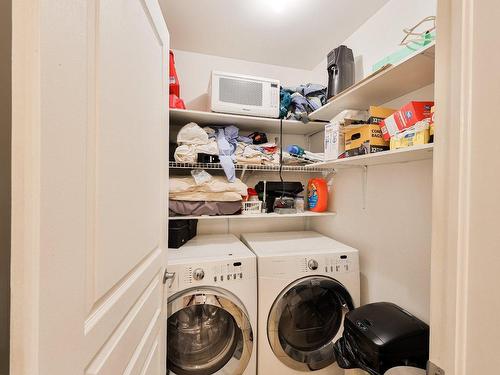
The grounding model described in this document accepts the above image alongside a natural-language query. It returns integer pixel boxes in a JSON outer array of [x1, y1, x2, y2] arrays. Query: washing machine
[[241, 231, 360, 375], [166, 234, 257, 375]]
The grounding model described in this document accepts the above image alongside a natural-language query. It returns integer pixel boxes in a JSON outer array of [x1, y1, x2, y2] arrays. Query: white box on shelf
[[324, 122, 344, 161]]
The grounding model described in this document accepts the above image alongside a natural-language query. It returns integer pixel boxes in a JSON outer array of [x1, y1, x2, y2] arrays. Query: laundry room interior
[[162, 0, 437, 374]]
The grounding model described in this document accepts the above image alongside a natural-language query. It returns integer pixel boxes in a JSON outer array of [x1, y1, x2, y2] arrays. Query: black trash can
[[334, 302, 429, 375]]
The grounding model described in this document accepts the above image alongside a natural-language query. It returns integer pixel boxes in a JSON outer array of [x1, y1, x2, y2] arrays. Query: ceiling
[[161, 0, 390, 70]]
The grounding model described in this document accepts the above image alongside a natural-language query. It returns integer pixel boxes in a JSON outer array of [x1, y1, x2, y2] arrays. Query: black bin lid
[[345, 302, 429, 348]]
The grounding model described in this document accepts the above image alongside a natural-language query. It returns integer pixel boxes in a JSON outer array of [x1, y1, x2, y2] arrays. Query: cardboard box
[[343, 125, 389, 156], [368, 106, 396, 124], [324, 122, 345, 161], [390, 127, 430, 150], [429, 105, 435, 139], [341, 144, 389, 158], [379, 101, 434, 140]]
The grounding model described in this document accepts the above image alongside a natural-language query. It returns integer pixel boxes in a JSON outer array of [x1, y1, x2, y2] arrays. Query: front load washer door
[[268, 276, 354, 371], [167, 287, 253, 375]]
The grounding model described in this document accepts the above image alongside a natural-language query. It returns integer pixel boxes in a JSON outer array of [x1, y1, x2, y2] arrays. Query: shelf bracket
[[362, 165, 368, 210], [239, 165, 249, 182], [322, 169, 337, 178]]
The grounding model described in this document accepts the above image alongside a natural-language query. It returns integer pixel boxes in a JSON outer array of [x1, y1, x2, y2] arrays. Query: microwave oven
[[209, 71, 280, 118]]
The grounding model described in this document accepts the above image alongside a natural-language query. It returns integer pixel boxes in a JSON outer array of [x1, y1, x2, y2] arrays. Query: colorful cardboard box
[[429, 105, 435, 141], [390, 125, 430, 150], [379, 101, 434, 140], [343, 124, 389, 157], [368, 106, 397, 124]]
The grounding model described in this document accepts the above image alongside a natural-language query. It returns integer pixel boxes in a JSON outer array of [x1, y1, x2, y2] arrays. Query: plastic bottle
[[169, 50, 180, 97], [307, 178, 328, 212], [287, 144, 305, 156]]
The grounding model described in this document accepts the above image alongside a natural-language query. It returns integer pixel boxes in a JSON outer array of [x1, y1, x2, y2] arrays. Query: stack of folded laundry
[[169, 171, 248, 217], [174, 122, 219, 163]]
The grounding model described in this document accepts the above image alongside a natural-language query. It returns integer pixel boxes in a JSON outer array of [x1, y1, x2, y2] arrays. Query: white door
[[431, 0, 500, 374], [11, 1, 169, 374]]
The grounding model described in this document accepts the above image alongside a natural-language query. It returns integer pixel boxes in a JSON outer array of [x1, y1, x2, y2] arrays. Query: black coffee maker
[[327, 45, 355, 100]]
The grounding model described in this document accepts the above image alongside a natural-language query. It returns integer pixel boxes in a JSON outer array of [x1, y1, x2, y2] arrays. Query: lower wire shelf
[[168, 211, 336, 220]]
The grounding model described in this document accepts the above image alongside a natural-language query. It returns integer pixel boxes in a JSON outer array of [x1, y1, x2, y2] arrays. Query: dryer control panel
[[260, 251, 358, 279], [298, 253, 355, 275]]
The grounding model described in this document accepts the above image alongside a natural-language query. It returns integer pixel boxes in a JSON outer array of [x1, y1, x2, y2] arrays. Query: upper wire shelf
[[169, 161, 330, 173]]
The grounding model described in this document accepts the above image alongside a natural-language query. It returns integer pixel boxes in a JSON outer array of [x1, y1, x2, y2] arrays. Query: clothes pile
[[174, 122, 219, 163], [169, 171, 248, 217], [174, 122, 286, 181], [280, 83, 327, 122]]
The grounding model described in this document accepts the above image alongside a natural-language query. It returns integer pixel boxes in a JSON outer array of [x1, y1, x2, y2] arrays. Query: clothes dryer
[[241, 231, 360, 375]]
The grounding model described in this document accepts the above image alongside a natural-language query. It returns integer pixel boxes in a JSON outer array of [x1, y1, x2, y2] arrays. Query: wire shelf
[[169, 161, 330, 173]]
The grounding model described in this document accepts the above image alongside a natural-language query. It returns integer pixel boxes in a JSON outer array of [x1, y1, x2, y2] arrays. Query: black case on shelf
[[168, 219, 198, 249], [255, 181, 304, 213], [334, 302, 429, 375]]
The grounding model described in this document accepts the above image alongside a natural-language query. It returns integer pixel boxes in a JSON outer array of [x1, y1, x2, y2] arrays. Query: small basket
[[242, 201, 262, 215]]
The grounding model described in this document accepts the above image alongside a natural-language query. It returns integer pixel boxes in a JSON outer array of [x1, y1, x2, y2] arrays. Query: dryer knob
[[193, 268, 205, 281], [308, 259, 319, 271]]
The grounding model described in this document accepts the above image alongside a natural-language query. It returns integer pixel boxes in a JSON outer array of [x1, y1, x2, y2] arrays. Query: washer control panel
[[211, 261, 245, 283], [176, 260, 247, 288]]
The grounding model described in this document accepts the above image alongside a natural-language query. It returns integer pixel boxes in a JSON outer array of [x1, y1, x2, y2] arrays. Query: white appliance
[[209, 71, 280, 118], [166, 234, 257, 375], [241, 231, 360, 375]]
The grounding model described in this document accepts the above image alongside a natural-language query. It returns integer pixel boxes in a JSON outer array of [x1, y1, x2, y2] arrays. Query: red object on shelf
[[379, 101, 434, 140], [169, 50, 180, 97], [247, 188, 258, 196], [307, 178, 328, 212], [169, 94, 186, 109]]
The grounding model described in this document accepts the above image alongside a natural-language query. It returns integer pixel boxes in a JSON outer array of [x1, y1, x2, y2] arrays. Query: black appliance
[[255, 181, 303, 213], [327, 45, 354, 100], [334, 302, 429, 375], [168, 219, 198, 249]]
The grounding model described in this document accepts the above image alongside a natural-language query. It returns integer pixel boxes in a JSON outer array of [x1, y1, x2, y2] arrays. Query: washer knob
[[308, 259, 319, 271], [193, 268, 205, 281]]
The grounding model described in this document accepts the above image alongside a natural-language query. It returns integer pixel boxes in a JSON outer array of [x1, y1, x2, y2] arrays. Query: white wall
[[0, 0, 10, 373], [311, 0, 436, 323], [312, 0, 437, 82], [172, 49, 326, 110], [312, 161, 433, 322]]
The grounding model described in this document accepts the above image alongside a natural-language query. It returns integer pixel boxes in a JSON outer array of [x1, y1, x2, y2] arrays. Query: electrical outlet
[[427, 361, 445, 375]]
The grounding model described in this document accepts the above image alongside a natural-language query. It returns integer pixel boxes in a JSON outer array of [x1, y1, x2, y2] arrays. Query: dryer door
[[268, 276, 354, 371], [167, 288, 253, 375]]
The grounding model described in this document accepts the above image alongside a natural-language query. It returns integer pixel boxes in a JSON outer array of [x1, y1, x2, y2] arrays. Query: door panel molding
[[86, 274, 162, 375], [84, 247, 162, 363]]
